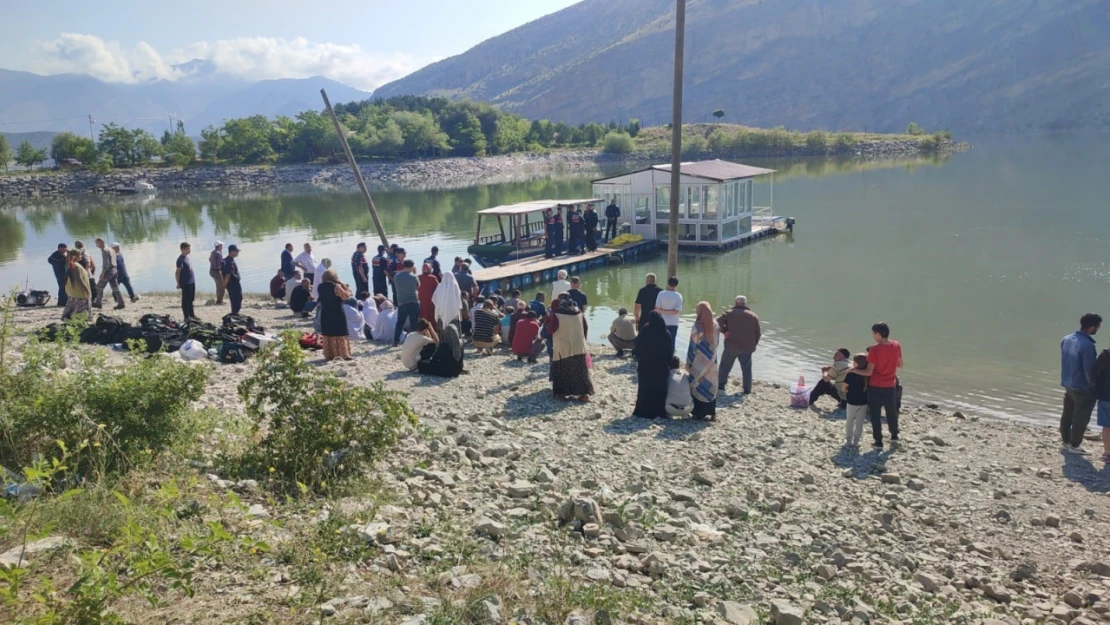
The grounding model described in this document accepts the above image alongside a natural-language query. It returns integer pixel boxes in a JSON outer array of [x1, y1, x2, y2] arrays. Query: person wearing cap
[[351, 242, 370, 295], [609, 307, 637, 356], [94, 238, 125, 310], [176, 242, 196, 320], [294, 242, 317, 284], [209, 241, 225, 305], [371, 245, 389, 296], [423, 246, 443, 281], [222, 244, 242, 315], [112, 242, 139, 303], [47, 243, 69, 307]]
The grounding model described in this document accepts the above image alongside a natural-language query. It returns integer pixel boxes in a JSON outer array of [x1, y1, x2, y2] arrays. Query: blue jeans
[[394, 302, 419, 345]]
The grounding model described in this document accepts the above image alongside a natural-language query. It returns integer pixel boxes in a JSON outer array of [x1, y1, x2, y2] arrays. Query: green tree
[[14, 141, 47, 170], [906, 122, 925, 136], [626, 118, 642, 138], [198, 126, 223, 162], [287, 110, 340, 162], [50, 132, 97, 164], [390, 111, 449, 157], [161, 123, 197, 166], [133, 129, 163, 165], [713, 109, 725, 123], [0, 135, 10, 172], [492, 117, 529, 154], [220, 116, 276, 164], [97, 123, 138, 167], [601, 131, 634, 154]]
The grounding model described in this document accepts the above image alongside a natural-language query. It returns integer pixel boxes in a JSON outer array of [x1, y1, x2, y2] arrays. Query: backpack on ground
[[299, 332, 322, 350], [139, 314, 178, 332], [181, 320, 221, 348], [217, 341, 247, 364], [222, 313, 263, 335]]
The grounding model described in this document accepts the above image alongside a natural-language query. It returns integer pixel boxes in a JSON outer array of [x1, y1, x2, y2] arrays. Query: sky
[[0, 0, 581, 91]]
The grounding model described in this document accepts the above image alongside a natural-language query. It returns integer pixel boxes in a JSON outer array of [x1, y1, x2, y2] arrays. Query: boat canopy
[[477, 198, 602, 216]]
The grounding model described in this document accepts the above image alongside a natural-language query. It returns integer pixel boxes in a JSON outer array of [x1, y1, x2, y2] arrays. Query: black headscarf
[[555, 294, 580, 315], [636, 311, 673, 372]]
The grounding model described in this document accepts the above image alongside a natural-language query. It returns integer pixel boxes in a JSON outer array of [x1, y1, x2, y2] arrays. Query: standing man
[[567, 206, 584, 254], [280, 243, 295, 281], [604, 198, 621, 242], [112, 242, 139, 303], [424, 246, 443, 281], [176, 242, 196, 321], [451, 256, 465, 275], [393, 259, 420, 347], [543, 208, 556, 258], [567, 276, 588, 313], [634, 273, 662, 331], [222, 245, 243, 315], [850, 322, 904, 449], [294, 243, 316, 284], [351, 242, 370, 295], [716, 295, 761, 395], [388, 248, 407, 305], [94, 238, 125, 310], [372, 245, 389, 297], [456, 264, 478, 300], [552, 207, 565, 256], [654, 276, 683, 349], [584, 204, 599, 251], [1059, 313, 1101, 455], [209, 241, 225, 305], [47, 243, 68, 308]]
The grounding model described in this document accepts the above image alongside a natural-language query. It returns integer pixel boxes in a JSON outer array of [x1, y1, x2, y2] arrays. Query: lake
[[2, 135, 1108, 426]]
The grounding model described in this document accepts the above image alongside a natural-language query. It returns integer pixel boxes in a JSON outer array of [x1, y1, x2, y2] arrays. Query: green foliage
[[160, 122, 196, 166], [626, 118, 641, 138], [97, 124, 162, 167], [233, 331, 416, 493], [906, 122, 925, 135], [601, 131, 634, 154], [0, 300, 210, 477], [50, 132, 97, 164], [14, 141, 47, 170], [918, 131, 951, 152], [87, 152, 114, 174], [220, 115, 276, 164], [681, 134, 708, 158], [805, 130, 829, 152], [0, 134, 10, 171], [198, 126, 223, 162], [833, 132, 858, 150], [713, 109, 725, 121]]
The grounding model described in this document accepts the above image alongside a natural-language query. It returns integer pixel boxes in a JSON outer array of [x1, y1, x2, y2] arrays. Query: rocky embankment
[[7, 295, 1109, 625]]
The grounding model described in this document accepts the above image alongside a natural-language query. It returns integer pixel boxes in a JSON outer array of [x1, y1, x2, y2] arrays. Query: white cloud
[[31, 33, 419, 91]]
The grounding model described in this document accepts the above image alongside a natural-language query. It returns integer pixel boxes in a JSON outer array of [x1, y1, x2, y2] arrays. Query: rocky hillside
[[373, 0, 1110, 133]]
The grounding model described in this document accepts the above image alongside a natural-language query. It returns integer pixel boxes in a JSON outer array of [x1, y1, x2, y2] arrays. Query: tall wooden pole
[[321, 89, 389, 248], [667, 0, 686, 280]]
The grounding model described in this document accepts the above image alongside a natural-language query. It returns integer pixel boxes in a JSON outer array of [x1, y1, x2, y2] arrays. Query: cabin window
[[722, 219, 740, 241], [655, 187, 670, 221], [738, 216, 752, 234], [705, 186, 719, 220], [700, 223, 719, 243], [679, 223, 697, 242], [687, 185, 699, 218], [634, 195, 650, 225], [655, 223, 670, 242]]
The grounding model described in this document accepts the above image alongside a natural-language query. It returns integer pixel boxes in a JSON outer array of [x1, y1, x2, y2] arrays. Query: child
[[665, 356, 693, 417], [512, 310, 543, 363], [811, 348, 851, 409], [842, 353, 870, 447]]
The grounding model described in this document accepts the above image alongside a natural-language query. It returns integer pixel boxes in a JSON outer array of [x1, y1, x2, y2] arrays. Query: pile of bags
[[607, 233, 644, 247]]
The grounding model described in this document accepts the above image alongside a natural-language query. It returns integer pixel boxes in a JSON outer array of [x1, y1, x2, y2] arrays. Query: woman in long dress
[[633, 311, 672, 418], [431, 271, 462, 330], [548, 294, 594, 401], [417, 263, 439, 325], [687, 301, 720, 419], [418, 322, 465, 378], [373, 299, 397, 343], [318, 269, 353, 361]]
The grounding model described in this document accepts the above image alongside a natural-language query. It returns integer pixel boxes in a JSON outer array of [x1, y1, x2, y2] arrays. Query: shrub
[[833, 132, 858, 151], [906, 122, 925, 136], [601, 131, 634, 154], [706, 128, 733, 155], [680, 134, 708, 158], [918, 134, 941, 152], [805, 130, 828, 152], [234, 331, 416, 493], [0, 301, 210, 478]]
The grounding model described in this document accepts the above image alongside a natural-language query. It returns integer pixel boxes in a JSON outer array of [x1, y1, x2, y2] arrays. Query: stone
[[907, 478, 926, 491], [1073, 561, 1110, 577], [0, 536, 72, 568], [534, 467, 556, 483], [473, 518, 507, 539], [881, 472, 902, 484], [247, 503, 270, 519], [915, 572, 943, 593], [586, 568, 611, 582], [506, 481, 537, 498], [558, 497, 602, 526], [816, 564, 837, 580], [669, 488, 698, 502], [983, 583, 1013, 603], [1063, 589, 1084, 608], [715, 601, 758, 625], [583, 523, 601, 538], [1069, 530, 1084, 543], [770, 599, 805, 625], [1011, 562, 1037, 582], [1045, 514, 1061, 528]]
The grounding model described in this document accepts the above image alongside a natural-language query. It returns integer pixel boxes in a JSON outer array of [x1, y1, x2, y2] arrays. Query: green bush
[[833, 132, 858, 151], [0, 303, 210, 478], [600, 131, 634, 154], [906, 122, 925, 136], [680, 134, 708, 158], [234, 331, 416, 493], [805, 130, 828, 152], [918, 134, 941, 152]]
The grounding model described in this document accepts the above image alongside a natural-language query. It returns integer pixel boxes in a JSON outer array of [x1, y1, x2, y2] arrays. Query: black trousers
[[228, 282, 243, 315], [868, 385, 899, 444], [180, 283, 196, 320], [372, 275, 387, 296], [354, 276, 369, 296], [586, 228, 597, 251], [605, 218, 618, 241], [809, 379, 844, 406], [55, 276, 68, 307]]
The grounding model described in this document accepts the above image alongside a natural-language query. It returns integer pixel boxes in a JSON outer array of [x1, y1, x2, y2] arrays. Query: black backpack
[[217, 341, 247, 364], [222, 313, 263, 335], [139, 314, 178, 332], [181, 320, 222, 348]]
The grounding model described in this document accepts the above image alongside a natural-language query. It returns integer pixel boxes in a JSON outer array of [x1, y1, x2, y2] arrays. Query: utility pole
[[667, 0, 686, 279], [320, 89, 390, 249], [88, 114, 96, 142]]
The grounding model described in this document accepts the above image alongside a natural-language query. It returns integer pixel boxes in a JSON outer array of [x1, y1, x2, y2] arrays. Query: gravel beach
[[8, 293, 1110, 625]]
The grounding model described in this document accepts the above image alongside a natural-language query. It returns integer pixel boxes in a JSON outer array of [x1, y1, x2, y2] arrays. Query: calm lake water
[[2, 135, 1108, 425]]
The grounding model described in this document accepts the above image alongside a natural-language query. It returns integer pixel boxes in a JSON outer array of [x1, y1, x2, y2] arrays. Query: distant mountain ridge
[[373, 0, 1110, 132], [0, 68, 372, 137]]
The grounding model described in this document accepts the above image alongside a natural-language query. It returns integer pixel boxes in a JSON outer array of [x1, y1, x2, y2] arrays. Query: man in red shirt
[[851, 322, 903, 449]]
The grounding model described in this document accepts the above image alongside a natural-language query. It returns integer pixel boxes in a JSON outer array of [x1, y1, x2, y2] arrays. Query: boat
[[467, 198, 600, 266], [134, 181, 156, 194]]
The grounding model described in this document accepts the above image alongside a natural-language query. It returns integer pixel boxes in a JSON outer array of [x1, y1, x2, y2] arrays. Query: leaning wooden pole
[[321, 89, 389, 248], [667, 0, 686, 279]]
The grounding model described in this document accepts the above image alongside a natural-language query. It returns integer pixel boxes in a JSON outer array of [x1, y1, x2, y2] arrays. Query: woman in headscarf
[[418, 321, 465, 378], [373, 299, 397, 343], [432, 269, 463, 330], [633, 311, 673, 418], [318, 269, 353, 361], [312, 257, 333, 299], [417, 263, 439, 325], [548, 294, 594, 401], [687, 301, 720, 420], [61, 249, 93, 321]]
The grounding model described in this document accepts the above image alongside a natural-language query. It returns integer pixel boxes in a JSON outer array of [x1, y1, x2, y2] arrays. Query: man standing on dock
[[351, 242, 370, 296], [584, 204, 599, 251], [604, 199, 621, 243], [716, 295, 760, 395], [222, 245, 243, 315], [553, 207, 565, 256], [1060, 313, 1101, 455], [567, 206, 585, 254], [544, 208, 557, 258]]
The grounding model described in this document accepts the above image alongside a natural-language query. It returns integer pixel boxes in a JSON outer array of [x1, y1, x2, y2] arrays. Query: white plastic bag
[[788, 375, 810, 408], [179, 339, 208, 361]]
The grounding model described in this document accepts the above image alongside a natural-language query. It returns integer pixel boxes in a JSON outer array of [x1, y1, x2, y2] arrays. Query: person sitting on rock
[[810, 348, 851, 410], [401, 319, 439, 371], [666, 356, 694, 417], [608, 307, 637, 357]]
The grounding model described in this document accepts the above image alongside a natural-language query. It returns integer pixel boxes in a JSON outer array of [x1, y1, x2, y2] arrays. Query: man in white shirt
[[654, 276, 683, 349], [295, 243, 317, 283], [550, 269, 571, 302]]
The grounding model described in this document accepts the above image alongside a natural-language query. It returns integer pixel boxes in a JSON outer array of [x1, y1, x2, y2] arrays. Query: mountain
[[373, 0, 1110, 133], [0, 69, 372, 137]]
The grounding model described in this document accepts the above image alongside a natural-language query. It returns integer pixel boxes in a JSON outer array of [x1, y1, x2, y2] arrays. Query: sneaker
[[1061, 442, 1072, 452], [872, 442, 884, 450], [113, 304, 125, 310], [1067, 446, 1091, 456], [130, 296, 140, 303]]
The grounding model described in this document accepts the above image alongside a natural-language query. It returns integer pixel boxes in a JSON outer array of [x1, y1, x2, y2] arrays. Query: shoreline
[[0, 139, 965, 202], [5, 293, 1110, 624]]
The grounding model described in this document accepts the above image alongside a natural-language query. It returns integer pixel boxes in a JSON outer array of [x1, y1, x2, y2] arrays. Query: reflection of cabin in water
[[591, 159, 786, 250]]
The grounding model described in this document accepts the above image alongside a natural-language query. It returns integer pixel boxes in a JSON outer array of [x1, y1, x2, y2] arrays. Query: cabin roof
[[592, 159, 775, 184], [477, 198, 601, 216]]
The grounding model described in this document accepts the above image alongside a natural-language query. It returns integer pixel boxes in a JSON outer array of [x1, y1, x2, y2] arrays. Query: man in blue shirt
[[280, 243, 295, 280], [1060, 313, 1102, 454], [351, 242, 369, 296]]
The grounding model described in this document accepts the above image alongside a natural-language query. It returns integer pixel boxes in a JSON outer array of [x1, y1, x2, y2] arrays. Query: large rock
[[558, 497, 602, 526], [914, 572, 943, 593], [770, 599, 804, 625], [473, 518, 507, 539], [716, 601, 758, 625]]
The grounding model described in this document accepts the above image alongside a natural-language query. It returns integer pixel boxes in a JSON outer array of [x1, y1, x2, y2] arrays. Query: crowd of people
[[541, 199, 622, 258], [49, 239, 140, 320]]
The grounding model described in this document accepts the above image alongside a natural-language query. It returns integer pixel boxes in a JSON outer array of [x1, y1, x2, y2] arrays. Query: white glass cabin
[[591, 159, 776, 249]]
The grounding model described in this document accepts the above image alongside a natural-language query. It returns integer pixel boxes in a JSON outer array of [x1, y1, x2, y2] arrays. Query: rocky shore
[[6, 294, 1109, 625], [0, 139, 965, 202]]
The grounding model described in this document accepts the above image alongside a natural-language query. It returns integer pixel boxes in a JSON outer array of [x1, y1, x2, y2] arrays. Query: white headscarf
[[313, 258, 332, 299], [432, 270, 462, 327]]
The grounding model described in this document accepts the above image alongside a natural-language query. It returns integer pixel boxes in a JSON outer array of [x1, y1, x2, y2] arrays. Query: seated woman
[[373, 299, 399, 343], [471, 300, 502, 355], [418, 322, 465, 378], [511, 310, 543, 363], [360, 292, 380, 340], [344, 301, 365, 342], [666, 356, 694, 417], [401, 319, 438, 371]]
